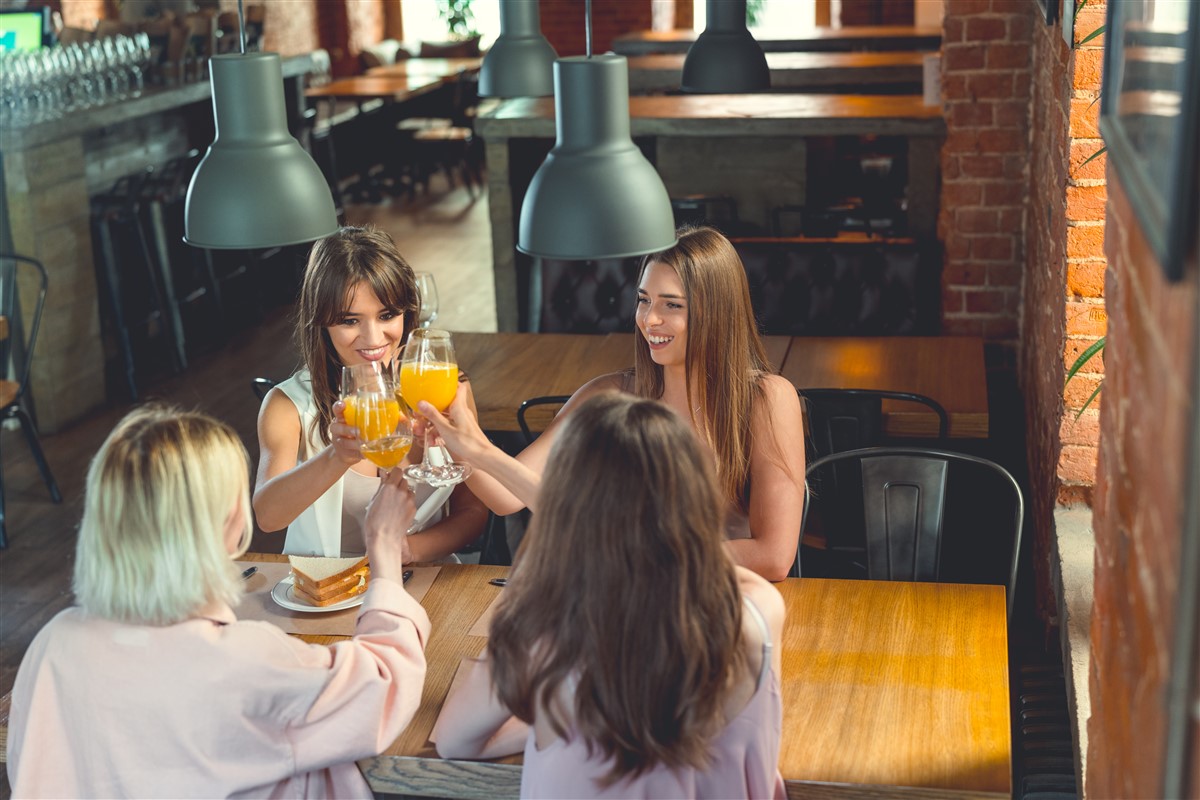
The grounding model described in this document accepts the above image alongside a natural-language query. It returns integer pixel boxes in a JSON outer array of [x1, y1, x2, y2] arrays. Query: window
[[399, 0, 499, 49]]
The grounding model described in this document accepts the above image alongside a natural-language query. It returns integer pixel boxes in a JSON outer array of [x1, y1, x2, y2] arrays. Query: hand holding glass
[[399, 330, 470, 486], [340, 363, 413, 474]]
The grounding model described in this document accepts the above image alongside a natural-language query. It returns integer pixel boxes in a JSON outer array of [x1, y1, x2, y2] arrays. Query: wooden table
[[453, 332, 987, 438], [628, 51, 926, 93], [611, 25, 942, 56], [779, 337, 990, 438], [305, 74, 445, 103], [475, 94, 944, 330], [365, 57, 482, 80]]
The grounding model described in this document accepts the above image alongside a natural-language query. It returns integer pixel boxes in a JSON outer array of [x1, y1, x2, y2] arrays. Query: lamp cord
[[237, 0, 246, 55], [585, 0, 592, 58]]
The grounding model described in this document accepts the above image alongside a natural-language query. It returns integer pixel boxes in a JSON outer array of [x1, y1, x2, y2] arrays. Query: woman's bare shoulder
[[735, 566, 786, 630], [572, 371, 631, 399]]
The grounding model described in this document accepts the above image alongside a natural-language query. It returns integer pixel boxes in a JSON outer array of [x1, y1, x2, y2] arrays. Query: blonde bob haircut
[[73, 405, 253, 626]]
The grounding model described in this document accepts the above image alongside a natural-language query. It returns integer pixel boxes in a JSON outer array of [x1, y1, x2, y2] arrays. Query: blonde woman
[[7, 406, 429, 797], [433, 393, 786, 798], [255, 226, 487, 560], [424, 226, 806, 580]]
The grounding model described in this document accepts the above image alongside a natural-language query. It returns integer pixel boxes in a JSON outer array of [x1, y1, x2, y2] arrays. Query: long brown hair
[[296, 226, 419, 446], [633, 226, 771, 512], [488, 392, 746, 786]]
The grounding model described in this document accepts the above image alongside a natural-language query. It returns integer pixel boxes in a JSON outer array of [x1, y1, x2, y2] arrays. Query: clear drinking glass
[[414, 272, 439, 329], [398, 330, 470, 486], [340, 362, 413, 475]]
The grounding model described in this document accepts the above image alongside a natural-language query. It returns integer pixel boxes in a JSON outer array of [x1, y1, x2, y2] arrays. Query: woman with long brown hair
[[432, 393, 786, 798], [254, 226, 487, 559], [423, 226, 805, 580]]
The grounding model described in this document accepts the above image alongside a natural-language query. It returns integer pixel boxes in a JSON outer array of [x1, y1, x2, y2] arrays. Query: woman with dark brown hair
[[432, 392, 786, 798], [423, 226, 806, 580], [254, 226, 487, 559]]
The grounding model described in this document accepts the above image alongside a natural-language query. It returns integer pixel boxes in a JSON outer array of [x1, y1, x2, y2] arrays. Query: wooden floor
[[0, 181, 495, 706]]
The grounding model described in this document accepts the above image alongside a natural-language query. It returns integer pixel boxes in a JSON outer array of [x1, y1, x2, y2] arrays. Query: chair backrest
[[0, 254, 49, 411], [529, 256, 642, 333], [799, 388, 948, 458], [804, 446, 1023, 620], [517, 395, 571, 445], [252, 377, 278, 401]]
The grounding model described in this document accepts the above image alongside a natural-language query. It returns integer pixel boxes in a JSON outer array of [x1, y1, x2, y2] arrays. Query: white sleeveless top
[[276, 370, 449, 557]]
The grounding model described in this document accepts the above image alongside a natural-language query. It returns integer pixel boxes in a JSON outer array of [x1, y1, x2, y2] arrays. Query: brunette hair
[[633, 226, 771, 511], [296, 226, 419, 446], [74, 405, 253, 625], [488, 392, 746, 785]]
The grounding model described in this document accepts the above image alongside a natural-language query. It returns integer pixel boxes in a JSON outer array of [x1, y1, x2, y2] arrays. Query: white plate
[[271, 575, 365, 613]]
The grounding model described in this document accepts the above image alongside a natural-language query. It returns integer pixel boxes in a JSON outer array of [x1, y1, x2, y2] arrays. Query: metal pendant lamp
[[517, 1, 676, 259], [681, 0, 770, 94], [479, 0, 557, 98], [184, 1, 338, 249]]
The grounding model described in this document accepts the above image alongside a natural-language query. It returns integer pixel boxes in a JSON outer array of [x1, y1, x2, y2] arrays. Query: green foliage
[[436, 0, 477, 39], [1065, 335, 1106, 418], [1073, 0, 1106, 48], [746, 0, 765, 26]]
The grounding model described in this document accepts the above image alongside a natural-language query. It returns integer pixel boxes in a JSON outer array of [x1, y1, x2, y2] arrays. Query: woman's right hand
[[419, 381, 491, 464], [363, 468, 416, 583], [329, 400, 365, 466]]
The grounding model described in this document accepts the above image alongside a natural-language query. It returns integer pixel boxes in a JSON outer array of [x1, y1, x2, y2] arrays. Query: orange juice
[[360, 435, 413, 470], [343, 395, 403, 443], [400, 361, 459, 412]]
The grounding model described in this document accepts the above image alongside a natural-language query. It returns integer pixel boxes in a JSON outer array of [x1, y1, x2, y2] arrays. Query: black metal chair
[[799, 388, 949, 458], [517, 395, 571, 445], [1, 254, 63, 548], [802, 446, 1023, 620]]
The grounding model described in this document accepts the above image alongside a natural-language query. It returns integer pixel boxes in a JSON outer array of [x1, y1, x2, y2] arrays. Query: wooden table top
[[240, 555, 1010, 798], [612, 25, 943, 55], [627, 51, 926, 92], [452, 332, 987, 438], [476, 93, 945, 140], [306, 74, 444, 101], [366, 57, 483, 79]]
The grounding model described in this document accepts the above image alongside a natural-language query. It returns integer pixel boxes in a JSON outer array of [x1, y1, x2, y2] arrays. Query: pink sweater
[[6, 577, 429, 799]]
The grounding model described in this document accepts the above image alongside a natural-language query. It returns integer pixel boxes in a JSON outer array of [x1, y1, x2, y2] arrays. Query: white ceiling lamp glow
[[479, 0, 558, 98], [681, 0, 770, 94], [517, 0, 677, 260], [184, 0, 338, 249]]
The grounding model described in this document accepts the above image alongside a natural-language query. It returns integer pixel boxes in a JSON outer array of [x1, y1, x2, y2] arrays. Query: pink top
[[519, 601, 786, 800], [6, 577, 430, 799]]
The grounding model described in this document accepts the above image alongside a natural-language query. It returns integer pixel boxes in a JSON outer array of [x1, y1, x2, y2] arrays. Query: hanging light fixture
[[681, 0, 770, 94], [184, 0, 338, 249], [517, 0, 676, 259], [479, 0, 557, 98]]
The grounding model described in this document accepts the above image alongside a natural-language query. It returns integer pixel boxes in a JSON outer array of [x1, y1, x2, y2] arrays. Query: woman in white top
[[422, 226, 806, 581], [254, 226, 488, 559]]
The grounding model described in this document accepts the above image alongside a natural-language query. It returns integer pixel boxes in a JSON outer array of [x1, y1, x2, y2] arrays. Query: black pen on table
[[241, 566, 257, 580], [403, 570, 413, 584]]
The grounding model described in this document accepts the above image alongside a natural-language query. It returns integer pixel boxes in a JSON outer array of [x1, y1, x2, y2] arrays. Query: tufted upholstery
[[733, 238, 940, 336], [530, 257, 642, 333]]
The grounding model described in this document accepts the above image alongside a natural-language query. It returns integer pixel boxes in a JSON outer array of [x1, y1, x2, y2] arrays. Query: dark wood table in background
[[611, 25, 942, 56], [365, 57, 482, 80]]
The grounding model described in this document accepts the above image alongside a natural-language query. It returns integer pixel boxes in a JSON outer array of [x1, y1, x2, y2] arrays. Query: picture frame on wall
[[1100, 0, 1200, 281]]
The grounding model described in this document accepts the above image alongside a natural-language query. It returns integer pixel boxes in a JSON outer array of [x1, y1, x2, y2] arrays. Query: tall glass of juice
[[399, 329, 471, 486]]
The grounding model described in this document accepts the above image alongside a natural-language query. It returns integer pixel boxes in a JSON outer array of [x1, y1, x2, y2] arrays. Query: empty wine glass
[[414, 272, 439, 329]]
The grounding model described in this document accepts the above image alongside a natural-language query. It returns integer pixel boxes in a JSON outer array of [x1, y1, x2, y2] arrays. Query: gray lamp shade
[[184, 53, 338, 249], [681, 0, 770, 93], [518, 55, 677, 260], [479, 0, 557, 98]]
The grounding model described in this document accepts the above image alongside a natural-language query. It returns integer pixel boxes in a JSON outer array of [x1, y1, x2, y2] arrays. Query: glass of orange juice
[[340, 363, 413, 475], [399, 329, 471, 486]]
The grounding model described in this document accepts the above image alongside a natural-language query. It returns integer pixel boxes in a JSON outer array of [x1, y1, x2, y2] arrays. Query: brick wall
[[938, 0, 1032, 344], [539, 0, 653, 57], [1087, 173, 1198, 799]]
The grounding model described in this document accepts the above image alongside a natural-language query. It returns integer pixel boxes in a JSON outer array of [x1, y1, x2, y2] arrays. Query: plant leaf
[[1076, 0, 1088, 13], [1076, 144, 1107, 172], [1066, 336, 1106, 385], [1074, 383, 1104, 420], [1077, 24, 1106, 47]]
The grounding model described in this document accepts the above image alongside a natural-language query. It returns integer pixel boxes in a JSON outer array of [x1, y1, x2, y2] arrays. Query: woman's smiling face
[[636, 260, 688, 368], [325, 281, 406, 367]]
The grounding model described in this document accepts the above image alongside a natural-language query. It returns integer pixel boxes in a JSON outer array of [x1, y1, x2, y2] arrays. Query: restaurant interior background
[[0, 0, 1197, 797]]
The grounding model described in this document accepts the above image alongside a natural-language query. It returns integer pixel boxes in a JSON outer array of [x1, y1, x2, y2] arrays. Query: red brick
[[943, 182, 983, 205], [948, 102, 995, 126], [1067, 261, 1107, 298], [1064, 336, 1107, 375], [1063, 376, 1103, 412], [989, 42, 1031, 69], [1067, 223, 1106, 259], [1073, 48, 1104, 91], [944, 44, 986, 71], [1070, 98, 1102, 138], [1058, 444, 1099, 484], [978, 128, 1025, 153], [944, 16, 966, 43], [1002, 155, 1027, 179], [943, 154, 962, 179], [942, 316, 985, 336], [960, 154, 1005, 178], [965, 289, 1008, 313], [1070, 141, 1107, 180], [1065, 299, 1108, 336], [944, 129, 980, 152], [995, 99, 1028, 128], [984, 182, 1025, 205], [1014, 72, 1032, 97], [973, 235, 1015, 260], [1061, 409, 1101, 447], [1056, 484, 1094, 506], [1067, 183, 1108, 222], [982, 315, 1019, 339], [1007, 12, 1032, 40], [944, 262, 987, 285], [957, 208, 1000, 233], [1073, 6, 1108, 48], [990, 0, 1029, 12], [954, 0, 992, 13], [998, 207, 1024, 230], [945, 233, 971, 259], [967, 72, 1015, 98], [965, 17, 1008, 41], [942, 73, 969, 97], [942, 287, 966, 312], [987, 262, 1022, 287]]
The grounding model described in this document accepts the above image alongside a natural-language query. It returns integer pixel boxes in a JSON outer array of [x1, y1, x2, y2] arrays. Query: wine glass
[[414, 272, 439, 329], [340, 362, 413, 475], [398, 329, 471, 486]]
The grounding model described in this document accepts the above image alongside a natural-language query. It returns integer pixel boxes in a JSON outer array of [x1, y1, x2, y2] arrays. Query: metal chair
[[517, 395, 571, 445], [803, 446, 1023, 620], [1, 254, 63, 548], [252, 377, 278, 401], [799, 388, 949, 458]]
